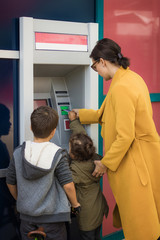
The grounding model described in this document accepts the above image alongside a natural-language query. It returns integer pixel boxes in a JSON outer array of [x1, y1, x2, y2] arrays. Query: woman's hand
[[68, 111, 77, 121], [92, 160, 107, 177], [72, 109, 80, 117]]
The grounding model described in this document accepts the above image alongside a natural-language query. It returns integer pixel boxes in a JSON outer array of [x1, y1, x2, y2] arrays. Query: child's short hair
[[31, 106, 58, 138], [69, 133, 95, 161]]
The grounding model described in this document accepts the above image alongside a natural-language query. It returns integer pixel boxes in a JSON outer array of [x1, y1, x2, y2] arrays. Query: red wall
[[102, 0, 160, 236]]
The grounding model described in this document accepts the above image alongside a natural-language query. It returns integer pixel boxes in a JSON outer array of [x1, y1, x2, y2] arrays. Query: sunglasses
[[91, 59, 100, 71]]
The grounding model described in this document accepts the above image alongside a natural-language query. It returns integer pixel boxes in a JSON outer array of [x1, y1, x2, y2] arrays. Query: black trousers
[[20, 219, 67, 240], [79, 225, 101, 240]]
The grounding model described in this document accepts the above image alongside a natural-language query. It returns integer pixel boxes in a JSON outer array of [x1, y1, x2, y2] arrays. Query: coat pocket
[[130, 138, 148, 186]]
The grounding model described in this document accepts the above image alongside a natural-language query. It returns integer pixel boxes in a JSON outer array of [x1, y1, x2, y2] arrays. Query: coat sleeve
[[101, 85, 136, 171], [79, 109, 100, 124], [79, 96, 107, 124], [69, 119, 87, 135]]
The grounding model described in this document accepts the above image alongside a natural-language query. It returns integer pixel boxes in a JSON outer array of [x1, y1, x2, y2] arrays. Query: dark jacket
[[70, 119, 109, 231]]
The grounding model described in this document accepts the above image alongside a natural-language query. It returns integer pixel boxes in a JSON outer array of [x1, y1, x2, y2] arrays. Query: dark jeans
[[20, 219, 67, 240], [79, 225, 101, 240]]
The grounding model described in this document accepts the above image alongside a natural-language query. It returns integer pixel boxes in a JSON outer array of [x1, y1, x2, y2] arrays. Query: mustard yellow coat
[[79, 67, 160, 240]]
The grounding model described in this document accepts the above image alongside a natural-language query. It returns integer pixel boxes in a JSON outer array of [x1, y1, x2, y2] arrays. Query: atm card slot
[[62, 109, 70, 113], [62, 109, 70, 115]]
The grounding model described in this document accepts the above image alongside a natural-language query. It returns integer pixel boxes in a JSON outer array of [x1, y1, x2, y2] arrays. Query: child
[[68, 111, 109, 240], [6, 106, 80, 240]]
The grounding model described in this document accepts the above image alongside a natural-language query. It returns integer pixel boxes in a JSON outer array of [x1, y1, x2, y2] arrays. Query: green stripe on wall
[[95, 0, 124, 239], [99, 93, 160, 103], [150, 93, 160, 102], [97, 93, 160, 104], [95, 0, 104, 158], [95, 0, 103, 40], [95, 0, 104, 109], [102, 230, 124, 240]]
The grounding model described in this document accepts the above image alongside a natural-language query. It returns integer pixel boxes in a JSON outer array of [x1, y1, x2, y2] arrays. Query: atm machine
[[19, 17, 98, 239], [19, 17, 99, 151]]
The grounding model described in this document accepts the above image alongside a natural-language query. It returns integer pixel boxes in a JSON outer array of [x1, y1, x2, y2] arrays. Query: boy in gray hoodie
[[6, 106, 80, 240]]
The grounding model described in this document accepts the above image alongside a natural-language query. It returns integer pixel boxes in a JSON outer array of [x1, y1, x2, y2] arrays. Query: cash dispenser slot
[[58, 102, 70, 105]]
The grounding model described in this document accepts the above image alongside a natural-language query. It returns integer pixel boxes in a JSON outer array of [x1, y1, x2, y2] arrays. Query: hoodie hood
[[22, 141, 61, 180]]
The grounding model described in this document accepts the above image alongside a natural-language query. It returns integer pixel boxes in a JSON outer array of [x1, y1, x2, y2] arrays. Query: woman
[[73, 38, 160, 240]]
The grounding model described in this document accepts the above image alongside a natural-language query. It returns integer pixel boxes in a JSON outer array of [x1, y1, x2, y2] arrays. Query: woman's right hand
[[72, 109, 80, 117], [92, 160, 107, 177], [68, 111, 77, 121]]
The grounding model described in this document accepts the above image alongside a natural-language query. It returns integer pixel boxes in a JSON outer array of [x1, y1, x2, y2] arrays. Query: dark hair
[[90, 38, 130, 69], [31, 106, 58, 138], [69, 133, 95, 161]]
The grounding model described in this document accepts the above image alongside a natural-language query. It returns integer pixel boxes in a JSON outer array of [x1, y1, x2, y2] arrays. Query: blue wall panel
[[0, 0, 95, 50]]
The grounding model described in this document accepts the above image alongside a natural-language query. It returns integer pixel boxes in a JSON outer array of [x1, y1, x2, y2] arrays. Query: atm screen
[[34, 99, 48, 109]]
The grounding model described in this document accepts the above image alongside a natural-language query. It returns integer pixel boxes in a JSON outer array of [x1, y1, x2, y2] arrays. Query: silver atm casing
[[19, 17, 99, 151]]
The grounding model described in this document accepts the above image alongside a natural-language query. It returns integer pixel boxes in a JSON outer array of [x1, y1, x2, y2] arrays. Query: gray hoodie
[[6, 141, 73, 223]]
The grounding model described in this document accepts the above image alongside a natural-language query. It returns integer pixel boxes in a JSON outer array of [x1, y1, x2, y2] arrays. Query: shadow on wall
[[0, 103, 21, 240]]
